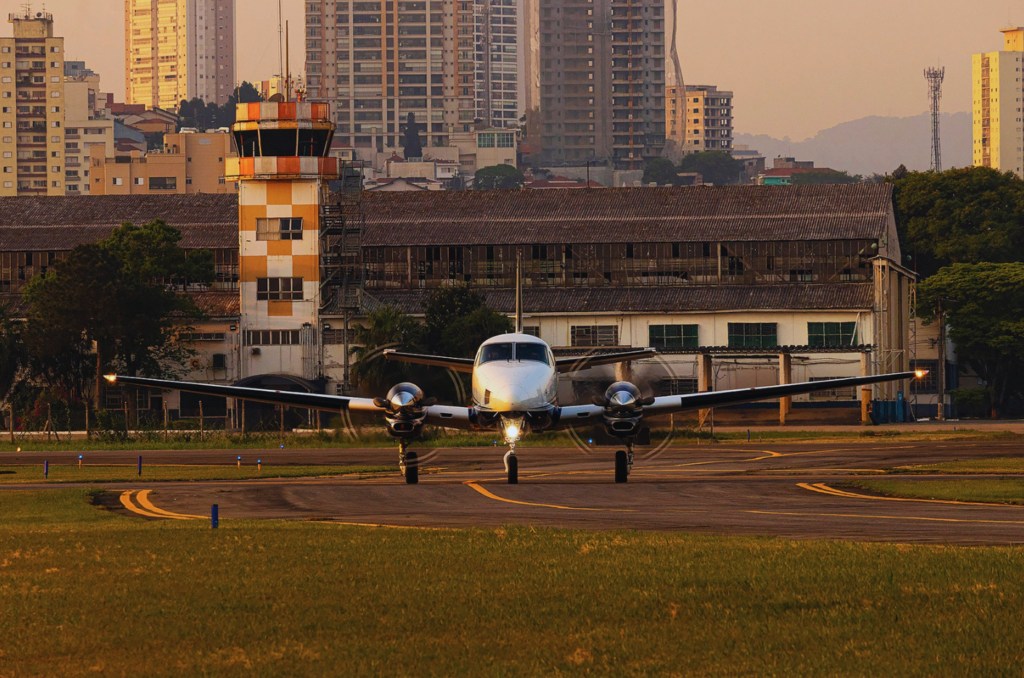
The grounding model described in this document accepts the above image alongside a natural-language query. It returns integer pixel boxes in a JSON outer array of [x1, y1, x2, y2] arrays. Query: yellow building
[[64, 71, 114, 195], [90, 130, 237, 195], [973, 28, 1024, 176], [0, 10, 65, 197], [125, 0, 236, 110], [669, 84, 733, 156]]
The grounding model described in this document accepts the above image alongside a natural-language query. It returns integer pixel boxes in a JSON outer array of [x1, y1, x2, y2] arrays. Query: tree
[[791, 170, 862, 185], [177, 82, 264, 130], [423, 284, 486, 352], [474, 164, 526, 190], [403, 112, 423, 159], [440, 307, 514, 358], [917, 263, 1024, 417], [351, 305, 424, 392], [22, 220, 214, 402], [642, 157, 678, 186], [0, 301, 25, 404], [677, 151, 744, 186], [894, 167, 1024, 279]]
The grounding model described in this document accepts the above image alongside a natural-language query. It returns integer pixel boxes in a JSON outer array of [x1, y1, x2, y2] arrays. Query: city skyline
[[12, 0, 1024, 140]]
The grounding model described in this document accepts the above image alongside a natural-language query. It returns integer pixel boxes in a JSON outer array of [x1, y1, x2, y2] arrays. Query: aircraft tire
[[615, 450, 628, 484], [507, 454, 518, 484], [405, 451, 419, 485]]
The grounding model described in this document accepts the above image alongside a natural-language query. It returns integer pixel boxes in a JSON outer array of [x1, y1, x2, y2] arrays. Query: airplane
[[108, 256, 921, 485]]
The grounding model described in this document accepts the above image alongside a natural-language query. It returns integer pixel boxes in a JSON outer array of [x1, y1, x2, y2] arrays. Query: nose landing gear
[[504, 444, 519, 484]]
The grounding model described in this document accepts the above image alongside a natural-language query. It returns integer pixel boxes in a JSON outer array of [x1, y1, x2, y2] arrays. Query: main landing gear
[[614, 444, 635, 484], [504, 443, 519, 485], [399, 440, 418, 485]]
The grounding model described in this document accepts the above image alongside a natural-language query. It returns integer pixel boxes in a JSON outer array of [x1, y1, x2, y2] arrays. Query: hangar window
[[571, 325, 619, 347], [649, 324, 698, 350], [727, 323, 777, 348], [807, 322, 857, 347]]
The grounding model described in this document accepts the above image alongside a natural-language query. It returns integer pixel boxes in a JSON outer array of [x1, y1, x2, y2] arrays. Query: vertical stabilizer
[[515, 249, 523, 334]]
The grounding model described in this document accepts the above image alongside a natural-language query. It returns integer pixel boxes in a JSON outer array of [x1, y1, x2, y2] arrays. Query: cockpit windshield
[[478, 343, 513, 364], [477, 342, 552, 366], [515, 343, 551, 365]]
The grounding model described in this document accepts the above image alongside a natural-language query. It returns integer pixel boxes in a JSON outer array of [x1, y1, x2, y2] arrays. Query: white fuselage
[[471, 333, 558, 412]]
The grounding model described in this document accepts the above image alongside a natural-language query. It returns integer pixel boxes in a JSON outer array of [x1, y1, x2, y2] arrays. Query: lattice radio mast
[[924, 67, 945, 172]]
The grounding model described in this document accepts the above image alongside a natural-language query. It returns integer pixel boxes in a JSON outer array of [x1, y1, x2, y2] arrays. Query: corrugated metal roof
[[356, 184, 894, 247], [336, 284, 875, 316], [0, 194, 238, 251]]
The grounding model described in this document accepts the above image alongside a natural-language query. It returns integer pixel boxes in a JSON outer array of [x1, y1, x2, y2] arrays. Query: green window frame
[[649, 324, 699, 349], [808, 322, 857, 347], [727, 323, 777, 348]]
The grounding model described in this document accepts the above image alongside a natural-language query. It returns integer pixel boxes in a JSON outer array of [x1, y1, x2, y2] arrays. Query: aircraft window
[[479, 343, 513, 364], [516, 343, 551, 365]]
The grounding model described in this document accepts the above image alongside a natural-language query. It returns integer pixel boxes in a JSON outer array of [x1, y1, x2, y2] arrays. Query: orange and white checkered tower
[[228, 102, 340, 380]]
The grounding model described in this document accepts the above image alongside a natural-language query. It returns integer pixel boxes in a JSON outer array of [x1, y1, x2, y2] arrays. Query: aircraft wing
[[642, 372, 917, 417], [107, 375, 477, 429], [555, 348, 658, 374], [108, 375, 384, 413], [382, 350, 475, 374]]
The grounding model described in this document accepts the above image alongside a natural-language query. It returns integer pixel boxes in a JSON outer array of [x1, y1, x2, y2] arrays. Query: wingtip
[[104, 374, 118, 383]]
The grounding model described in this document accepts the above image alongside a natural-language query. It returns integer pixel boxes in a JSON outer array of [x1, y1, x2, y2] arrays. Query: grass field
[[0, 426, 1018, 454], [850, 478, 1024, 506], [2, 490, 1024, 676], [0, 464, 397, 484], [897, 456, 1024, 475]]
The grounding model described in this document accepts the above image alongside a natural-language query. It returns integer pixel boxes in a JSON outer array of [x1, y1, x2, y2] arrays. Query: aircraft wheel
[[615, 450, 629, 484], [405, 451, 419, 485], [506, 453, 519, 485]]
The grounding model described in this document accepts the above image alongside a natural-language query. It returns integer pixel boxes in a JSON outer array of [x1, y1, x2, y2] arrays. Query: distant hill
[[735, 112, 972, 177]]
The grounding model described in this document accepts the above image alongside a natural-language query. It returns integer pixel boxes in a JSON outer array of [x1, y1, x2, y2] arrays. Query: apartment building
[[64, 67, 114, 195], [125, 0, 237, 110], [474, 0, 526, 128], [668, 84, 732, 155], [305, 0, 478, 152], [973, 27, 1024, 176], [538, 0, 666, 170], [89, 129, 237, 195], [0, 10, 65, 197]]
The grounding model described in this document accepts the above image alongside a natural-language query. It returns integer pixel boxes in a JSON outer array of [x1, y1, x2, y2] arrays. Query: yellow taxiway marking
[[119, 490, 166, 519], [134, 490, 204, 520], [464, 482, 635, 512], [748, 510, 1024, 526], [797, 482, 1023, 508]]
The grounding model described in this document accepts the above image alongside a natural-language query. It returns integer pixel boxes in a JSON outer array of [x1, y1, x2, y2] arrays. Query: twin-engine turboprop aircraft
[[109, 261, 918, 485]]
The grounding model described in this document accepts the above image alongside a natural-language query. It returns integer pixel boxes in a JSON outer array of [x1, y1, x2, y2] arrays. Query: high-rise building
[[305, 0, 477, 152], [669, 84, 733, 155], [125, 0, 236, 111], [474, 0, 525, 128], [973, 28, 1024, 176], [538, 0, 666, 170], [0, 10, 65, 197]]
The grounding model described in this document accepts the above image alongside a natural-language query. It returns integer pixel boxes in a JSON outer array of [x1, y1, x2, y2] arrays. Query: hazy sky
[[18, 0, 1024, 139]]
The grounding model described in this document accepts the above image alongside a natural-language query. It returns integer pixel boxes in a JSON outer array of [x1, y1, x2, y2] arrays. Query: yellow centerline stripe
[[798, 482, 1024, 508], [135, 490, 204, 520], [748, 510, 1024, 525], [118, 490, 166, 519], [464, 482, 635, 512]]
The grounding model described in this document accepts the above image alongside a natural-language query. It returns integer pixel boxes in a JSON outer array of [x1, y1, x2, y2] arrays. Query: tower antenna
[[278, 0, 284, 80], [924, 67, 945, 172]]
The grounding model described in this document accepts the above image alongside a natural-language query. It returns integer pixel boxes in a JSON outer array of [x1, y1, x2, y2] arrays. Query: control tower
[[227, 102, 341, 383]]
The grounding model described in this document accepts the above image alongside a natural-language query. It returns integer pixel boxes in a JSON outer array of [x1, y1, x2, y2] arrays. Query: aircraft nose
[[487, 385, 533, 410]]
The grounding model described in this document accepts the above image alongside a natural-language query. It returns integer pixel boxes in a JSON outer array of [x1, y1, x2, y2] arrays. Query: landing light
[[914, 369, 929, 379], [104, 374, 117, 383], [502, 417, 524, 443]]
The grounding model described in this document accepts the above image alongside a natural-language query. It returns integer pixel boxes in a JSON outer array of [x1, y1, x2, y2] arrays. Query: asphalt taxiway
[[4, 440, 1024, 543]]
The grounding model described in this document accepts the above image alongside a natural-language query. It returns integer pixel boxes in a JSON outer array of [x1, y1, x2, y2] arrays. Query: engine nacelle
[[597, 382, 654, 438], [374, 383, 433, 439]]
